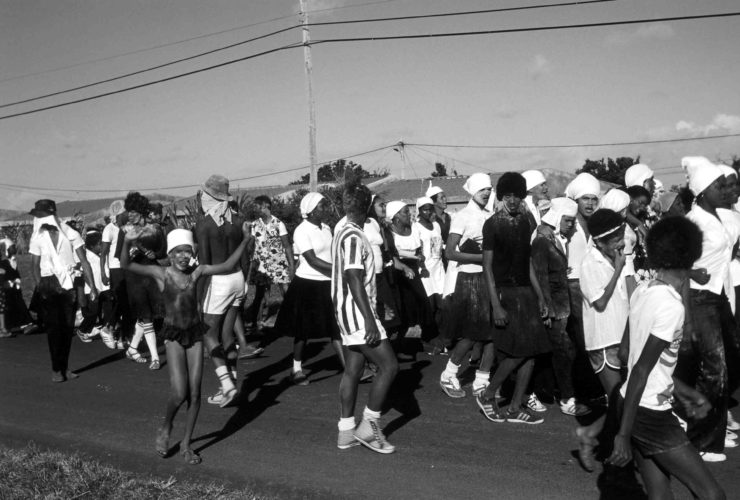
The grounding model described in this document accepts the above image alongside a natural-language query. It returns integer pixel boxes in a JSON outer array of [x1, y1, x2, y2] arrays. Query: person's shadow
[[383, 359, 429, 436]]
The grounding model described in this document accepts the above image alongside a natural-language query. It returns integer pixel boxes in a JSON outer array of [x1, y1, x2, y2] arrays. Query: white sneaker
[[725, 437, 738, 448], [728, 411, 740, 431], [727, 429, 738, 440], [700, 452, 727, 462], [76, 330, 93, 343], [526, 393, 547, 413], [560, 397, 592, 416], [471, 382, 489, 397], [88, 327, 101, 338], [439, 374, 466, 398]]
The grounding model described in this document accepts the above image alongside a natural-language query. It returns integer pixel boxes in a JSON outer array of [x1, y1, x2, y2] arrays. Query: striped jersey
[[331, 220, 379, 335]]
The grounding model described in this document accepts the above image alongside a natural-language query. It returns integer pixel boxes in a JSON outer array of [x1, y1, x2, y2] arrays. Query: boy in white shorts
[[332, 184, 399, 454]]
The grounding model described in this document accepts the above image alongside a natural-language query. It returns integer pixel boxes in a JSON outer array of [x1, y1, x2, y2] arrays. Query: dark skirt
[[447, 272, 493, 341], [274, 276, 340, 340], [376, 272, 402, 331], [160, 322, 206, 349], [395, 258, 434, 334], [494, 285, 551, 357]]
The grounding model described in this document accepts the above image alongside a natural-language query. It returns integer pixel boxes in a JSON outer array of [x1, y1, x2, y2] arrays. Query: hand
[[614, 249, 626, 271], [242, 221, 252, 239], [675, 387, 712, 420], [420, 267, 430, 278], [606, 434, 632, 467], [364, 322, 381, 345], [543, 317, 552, 329], [144, 250, 155, 260], [492, 304, 508, 328], [538, 299, 548, 319], [401, 265, 414, 280], [88, 287, 99, 303], [691, 268, 710, 285], [191, 266, 203, 283]]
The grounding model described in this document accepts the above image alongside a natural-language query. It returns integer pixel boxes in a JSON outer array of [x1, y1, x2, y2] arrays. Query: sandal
[[149, 359, 161, 371], [181, 449, 202, 465], [155, 428, 169, 457], [575, 427, 598, 472], [126, 347, 148, 364]]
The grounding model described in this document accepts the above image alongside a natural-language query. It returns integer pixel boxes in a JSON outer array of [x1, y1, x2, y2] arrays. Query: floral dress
[[251, 216, 291, 285]]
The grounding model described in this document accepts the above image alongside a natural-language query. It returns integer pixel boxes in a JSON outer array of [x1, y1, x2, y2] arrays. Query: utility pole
[[300, 0, 318, 191]]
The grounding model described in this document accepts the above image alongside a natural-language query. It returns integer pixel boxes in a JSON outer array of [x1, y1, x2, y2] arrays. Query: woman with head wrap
[[531, 197, 590, 417], [475, 172, 551, 424], [674, 156, 737, 462], [439, 173, 494, 398], [601, 188, 638, 294], [0, 239, 35, 336], [521, 170, 549, 226], [274, 193, 343, 385], [413, 197, 446, 304], [426, 182, 451, 244]]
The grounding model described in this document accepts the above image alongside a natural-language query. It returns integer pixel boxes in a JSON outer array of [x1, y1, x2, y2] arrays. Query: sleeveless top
[[159, 268, 205, 347]]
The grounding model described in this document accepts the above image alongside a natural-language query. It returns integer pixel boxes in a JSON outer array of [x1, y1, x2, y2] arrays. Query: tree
[[290, 159, 385, 185], [431, 162, 447, 177], [576, 156, 640, 185]]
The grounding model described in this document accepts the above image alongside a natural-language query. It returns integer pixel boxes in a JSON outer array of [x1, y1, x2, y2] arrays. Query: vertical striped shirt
[[331, 220, 378, 336]]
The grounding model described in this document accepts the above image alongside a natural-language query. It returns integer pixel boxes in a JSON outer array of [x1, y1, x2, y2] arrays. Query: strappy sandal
[[126, 347, 148, 364], [181, 449, 202, 465], [155, 428, 169, 457], [149, 359, 161, 371]]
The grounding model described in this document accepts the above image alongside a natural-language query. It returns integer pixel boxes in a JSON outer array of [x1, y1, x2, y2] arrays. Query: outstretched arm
[[119, 229, 165, 282]]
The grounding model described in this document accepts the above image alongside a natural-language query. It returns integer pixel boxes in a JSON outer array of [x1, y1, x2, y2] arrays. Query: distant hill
[[0, 194, 177, 222], [0, 209, 25, 221]]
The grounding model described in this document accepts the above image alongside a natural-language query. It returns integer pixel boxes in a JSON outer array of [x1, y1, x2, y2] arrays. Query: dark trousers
[[547, 318, 576, 400], [675, 289, 735, 453], [38, 278, 77, 373], [109, 268, 133, 337], [566, 280, 603, 400], [79, 290, 114, 333]]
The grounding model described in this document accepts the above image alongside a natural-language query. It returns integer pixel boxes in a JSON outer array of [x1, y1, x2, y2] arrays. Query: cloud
[[605, 23, 675, 46], [645, 114, 740, 140], [528, 54, 551, 80]]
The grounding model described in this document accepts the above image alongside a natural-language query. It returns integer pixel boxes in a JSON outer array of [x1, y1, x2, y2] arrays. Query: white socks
[[130, 322, 144, 349], [474, 370, 490, 387], [293, 359, 302, 374], [215, 366, 235, 392], [141, 322, 158, 361], [442, 360, 460, 379], [363, 407, 381, 422], [338, 417, 355, 431]]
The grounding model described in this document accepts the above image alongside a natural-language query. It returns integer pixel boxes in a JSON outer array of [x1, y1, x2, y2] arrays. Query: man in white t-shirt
[[607, 216, 723, 498], [100, 212, 129, 347]]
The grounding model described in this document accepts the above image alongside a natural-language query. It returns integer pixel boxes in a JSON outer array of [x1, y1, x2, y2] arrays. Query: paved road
[[1, 332, 738, 499]]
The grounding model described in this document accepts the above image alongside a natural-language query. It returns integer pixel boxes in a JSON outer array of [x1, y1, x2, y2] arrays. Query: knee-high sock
[[141, 322, 158, 361]]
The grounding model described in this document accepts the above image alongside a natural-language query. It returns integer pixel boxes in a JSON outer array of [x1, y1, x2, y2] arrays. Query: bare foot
[[155, 427, 170, 457], [65, 370, 79, 380], [181, 448, 201, 465]]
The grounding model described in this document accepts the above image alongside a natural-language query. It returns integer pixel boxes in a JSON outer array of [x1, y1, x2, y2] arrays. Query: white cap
[[521, 170, 546, 191], [624, 164, 654, 188], [682, 156, 723, 196], [425, 181, 444, 198], [565, 173, 601, 200], [416, 197, 434, 210], [299, 192, 325, 218], [386, 201, 408, 220], [717, 163, 737, 179], [167, 229, 195, 254], [463, 173, 492, 196], [599, 189, 630, 213], [541, 197, 578, 229]]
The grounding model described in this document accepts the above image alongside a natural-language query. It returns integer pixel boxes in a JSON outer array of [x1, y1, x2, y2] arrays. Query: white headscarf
[[717, 163, 737, 179], [599, 189, 630, 213], [682, 156, 723, 196], [426, 181, 444, 198], [463, 173, 492, 196], [416, 197, 434, 211], [386, 201, 407, 221], [565, 173, 601, 200], [522, 170, 546, 191], [541, 197, 578, 229], [299, 192, 325, 219], [624, 164, 654, 187], [201, 190, 232, 226], [166, 229, 195, 254]]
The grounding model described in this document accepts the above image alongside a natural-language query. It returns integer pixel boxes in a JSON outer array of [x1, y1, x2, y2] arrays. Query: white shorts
[[341, 322, 388, 347], [203, 271, 245, 315]]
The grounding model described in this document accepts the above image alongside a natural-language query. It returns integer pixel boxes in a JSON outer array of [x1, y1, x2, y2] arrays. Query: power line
[[310, 0, 616, 26], [0, 14, 300, 85], [406, 132, 740, 150], [0, 24, 300, 109], [410, 145, 488, 173], [310, 11, 740, 45], [0, 42, 303, 121], [0, 144, 395, 193], [306, 0, 403, 15]]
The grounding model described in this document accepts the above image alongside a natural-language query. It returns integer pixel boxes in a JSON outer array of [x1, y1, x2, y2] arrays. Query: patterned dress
[[251, 216, 291, 285]]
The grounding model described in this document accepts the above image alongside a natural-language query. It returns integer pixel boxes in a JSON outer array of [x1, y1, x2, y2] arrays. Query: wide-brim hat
[[202, 174, 232, 201], [29, 199, 57, 217]]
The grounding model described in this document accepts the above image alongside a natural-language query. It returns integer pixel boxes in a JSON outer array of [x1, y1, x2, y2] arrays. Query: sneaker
[[207, 389, 224, 405], [506, 407, 544, 424], [728, 411, 740, 431], [526, 393, 547, 413], [440, 374, 466, 398], [471, 382, 489, 397], [291, 370, 310, 386], [476, 394, 506, 422], [560, 397, 592, 417], [700, 452, 727, 463], [725, 436, 738, 448], [114, 339, 126, 350], [88, 327, 101, 338], [76, 330, 93, 343], [99, 327, 117, 349], [727, 429, 738, 440], [337, 428, 359, 449], [353, 419, 395, 454]]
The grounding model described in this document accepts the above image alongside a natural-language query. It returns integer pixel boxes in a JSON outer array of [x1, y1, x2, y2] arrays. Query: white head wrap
[[300, 192, 325, 219], [682, 156, 723, 196], [416, 197, 434, 211], [624, 164, 654, 188], [565, 173, 601, 200], [167, 229, 195, 254], [463, 173, 492, 196], [717, 163, 737, 179], [201, 190, 232, 227], [521, 170, 546, 191], [599, 189, 630, 213], [541, 197, 578, 229], [654, 179, 664, 192], [386, 201, 408, 221], [426, 181, 444, 198]]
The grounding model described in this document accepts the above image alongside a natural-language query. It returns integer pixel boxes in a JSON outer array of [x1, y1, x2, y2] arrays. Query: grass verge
[[0, 443, 268, 500]]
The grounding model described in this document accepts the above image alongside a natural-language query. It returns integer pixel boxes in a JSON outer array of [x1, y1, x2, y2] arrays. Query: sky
[[1, 0, 739, 210]]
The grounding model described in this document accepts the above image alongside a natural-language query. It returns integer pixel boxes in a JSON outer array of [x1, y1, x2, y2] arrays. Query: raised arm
[[119, 228, 165, 283], [590, 251, 626, 312], [198, 222, 253, 278]]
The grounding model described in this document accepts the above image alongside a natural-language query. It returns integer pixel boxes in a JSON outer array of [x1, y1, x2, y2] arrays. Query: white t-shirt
[[101, 222, 120, 270], [413, 221, 445, 296], [688, 205, 733, 296], [335, 216, 384, 274], [392, 230, 421, 260], [29, 226, 85, 290], [293, 220, 332, 281], [580, 246, 629, 350], [448, 199, 491, 273], [84, 249, 110, 294], [621, 283, 684, 410], [567, 219, 591, 280]]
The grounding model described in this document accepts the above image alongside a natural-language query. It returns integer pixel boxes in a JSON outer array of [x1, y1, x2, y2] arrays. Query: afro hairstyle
[[124, 191, 150, 215], [626, 185, 651, 201], [85, 231, 102, 249], [587, 208, 624, 241], [343, 184, 373, 217], [645, 216, 702, 269], [496, 172, 527, 201]]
